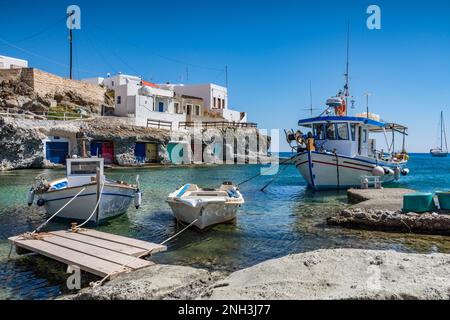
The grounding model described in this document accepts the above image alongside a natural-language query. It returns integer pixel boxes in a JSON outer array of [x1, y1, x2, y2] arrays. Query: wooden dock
[[9, 229, 167, 279]]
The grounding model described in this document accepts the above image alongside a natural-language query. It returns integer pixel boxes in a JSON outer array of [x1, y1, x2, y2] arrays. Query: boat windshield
[[70, 161, 101, 175]]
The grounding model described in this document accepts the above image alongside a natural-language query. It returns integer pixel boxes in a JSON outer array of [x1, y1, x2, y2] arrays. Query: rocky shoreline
[[65, 249, 450, 300], [327, 188, 450, 236]]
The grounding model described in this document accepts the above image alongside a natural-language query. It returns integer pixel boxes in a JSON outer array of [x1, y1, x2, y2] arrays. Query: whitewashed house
[[0, 55, 28, 69], [82, 74, 186, 128], [160, 83, 247, 123]]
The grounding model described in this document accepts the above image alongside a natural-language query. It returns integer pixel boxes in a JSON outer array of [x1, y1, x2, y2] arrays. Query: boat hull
[[293, 151, 406, 190], [431, 152, 448, 157], [37, 184, 136, 223], [167, 201, 239, 230]]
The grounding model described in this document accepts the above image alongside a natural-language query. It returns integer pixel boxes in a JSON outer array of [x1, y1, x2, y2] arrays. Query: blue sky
[[1, 0, 450, 152]]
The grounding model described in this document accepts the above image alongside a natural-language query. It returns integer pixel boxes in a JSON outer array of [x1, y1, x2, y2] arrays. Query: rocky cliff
[[0, 116, 271, 170]]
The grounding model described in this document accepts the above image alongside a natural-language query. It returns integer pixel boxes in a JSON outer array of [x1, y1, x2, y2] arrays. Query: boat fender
[[134, 190, 142, 209], [36, 198, 45, 207], [372, 166, 385, 176], [401, 168, 410, 176], [27, 187, 35, 206]]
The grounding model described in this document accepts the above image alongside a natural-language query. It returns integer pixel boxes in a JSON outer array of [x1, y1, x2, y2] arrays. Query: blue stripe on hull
[[42, 192, 134, 203]]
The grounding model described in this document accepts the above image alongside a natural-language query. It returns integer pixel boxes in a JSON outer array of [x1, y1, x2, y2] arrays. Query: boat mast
[[344, 22, 350, 116], [309, 80, 313, 117]]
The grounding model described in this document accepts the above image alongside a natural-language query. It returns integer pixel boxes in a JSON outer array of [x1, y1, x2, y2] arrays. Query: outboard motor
[[27, 187, 35, 206], [401, 168, 410, 176]]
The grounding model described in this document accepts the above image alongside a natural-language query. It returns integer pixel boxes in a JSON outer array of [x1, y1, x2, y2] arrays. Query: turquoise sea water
[[0, 153, 449, 299]]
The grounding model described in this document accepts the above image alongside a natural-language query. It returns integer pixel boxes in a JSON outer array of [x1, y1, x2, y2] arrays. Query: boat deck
[[9, 229, 167, 279]]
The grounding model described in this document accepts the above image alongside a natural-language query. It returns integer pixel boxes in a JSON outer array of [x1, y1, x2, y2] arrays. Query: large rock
[[68, 264, 222, 300], [203, 249, 450, 300]]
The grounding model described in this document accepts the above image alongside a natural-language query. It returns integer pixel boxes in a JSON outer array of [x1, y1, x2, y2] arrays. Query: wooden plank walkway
[[9, 229, 167, 279]]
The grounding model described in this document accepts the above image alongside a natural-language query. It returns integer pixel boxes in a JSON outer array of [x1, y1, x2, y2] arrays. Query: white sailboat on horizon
[[430, 111, 448, 157]]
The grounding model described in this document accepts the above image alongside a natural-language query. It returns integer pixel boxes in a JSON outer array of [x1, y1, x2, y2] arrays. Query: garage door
[[46, 142, 69, 165], [90, 141, 114, 164], [146, 143, 158, 163], [135, 143, 146, 163]]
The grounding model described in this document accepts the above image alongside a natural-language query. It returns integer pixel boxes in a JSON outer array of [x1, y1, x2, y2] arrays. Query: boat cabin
[[66, 157, 104, 187], [298, 116, 408, 159]]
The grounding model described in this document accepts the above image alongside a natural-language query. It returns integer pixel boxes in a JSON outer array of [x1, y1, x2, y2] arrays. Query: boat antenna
[[344, 21, 350, 115]]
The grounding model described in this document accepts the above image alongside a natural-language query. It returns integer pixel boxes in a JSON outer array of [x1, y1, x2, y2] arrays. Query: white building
[[0, 55, 28, 69], [160, 83, 247, 123], [81, 75, 249, 128]]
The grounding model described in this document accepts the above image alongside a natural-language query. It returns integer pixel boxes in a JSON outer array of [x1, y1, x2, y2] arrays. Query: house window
[[158, 102, 164, 112], [213, 97, 217, 108], [186, 104, 192, 115], [195, 105, 200, 116], [117, 96, 121, 104], [174, 102, 181, 114], [112, 81, 115, 86], [222, 99, 225, 109]]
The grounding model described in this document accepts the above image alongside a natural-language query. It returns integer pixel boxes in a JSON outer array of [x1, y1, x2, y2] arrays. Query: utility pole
[[364, 92, 371, 119], [68, 10, 75, 80]]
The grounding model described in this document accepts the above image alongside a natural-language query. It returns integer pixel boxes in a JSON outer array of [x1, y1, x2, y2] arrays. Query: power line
[[0, 16, 66, 49], [0, 36, 103, 76]]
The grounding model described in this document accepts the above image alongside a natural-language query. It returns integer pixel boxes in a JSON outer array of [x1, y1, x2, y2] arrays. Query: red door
[[102, 142, 114, 164]]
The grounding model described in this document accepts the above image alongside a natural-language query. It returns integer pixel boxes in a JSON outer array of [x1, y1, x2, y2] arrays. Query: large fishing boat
[[430, 111, 448, 157], [285, 49, 409, 190]]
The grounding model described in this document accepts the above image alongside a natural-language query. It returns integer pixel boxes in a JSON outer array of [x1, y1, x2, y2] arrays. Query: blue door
[[158, 102, 164, 112], [90, 141, 102, 157], [46, 142, 69, 164], [135, 143, 146, 163]]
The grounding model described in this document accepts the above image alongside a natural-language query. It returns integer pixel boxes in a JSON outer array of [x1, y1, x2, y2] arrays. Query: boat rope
[[31, 187, 87, 235], [237, 156, 295, 187], [260, 164, 290, 192], [160, 218, 199, 246], [76, 182, 105, 229], [90, 217, 200, 288], [7, 243, 13, 261]]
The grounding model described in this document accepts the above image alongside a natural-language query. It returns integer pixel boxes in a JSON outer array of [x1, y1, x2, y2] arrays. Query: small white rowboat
[[167, 182, 244, 230]]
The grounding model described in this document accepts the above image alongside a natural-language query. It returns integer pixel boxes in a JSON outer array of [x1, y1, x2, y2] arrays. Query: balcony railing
[[147, 118, 173, 130]]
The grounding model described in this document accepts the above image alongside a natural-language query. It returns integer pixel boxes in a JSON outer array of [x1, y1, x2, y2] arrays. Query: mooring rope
[[160, 218, 199, 245], [89, 218, 200, 288], [76, 182, 105, 229], [31, 187, 87, 235], [237, 156, 295, 187]]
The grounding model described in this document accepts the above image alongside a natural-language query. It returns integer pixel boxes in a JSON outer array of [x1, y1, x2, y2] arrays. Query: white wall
[[0, 55, 28, 69], [80, 77, 104, 85], [161, 83, 228, 110]]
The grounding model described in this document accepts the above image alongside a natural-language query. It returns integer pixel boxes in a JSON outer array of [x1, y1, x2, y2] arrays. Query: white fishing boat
[[28, 157, 141, 224], [166, 182, 244, 230], [430, 111, 448, 157]]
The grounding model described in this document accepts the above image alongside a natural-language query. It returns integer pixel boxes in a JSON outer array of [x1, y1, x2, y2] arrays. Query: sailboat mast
[[443, 111, 448, 151], [309, 80, 313, 117]]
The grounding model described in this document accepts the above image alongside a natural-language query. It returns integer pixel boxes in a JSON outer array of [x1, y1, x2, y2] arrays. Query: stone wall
[[30, 69, 105, 103], [0, 68, 109, 114]]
